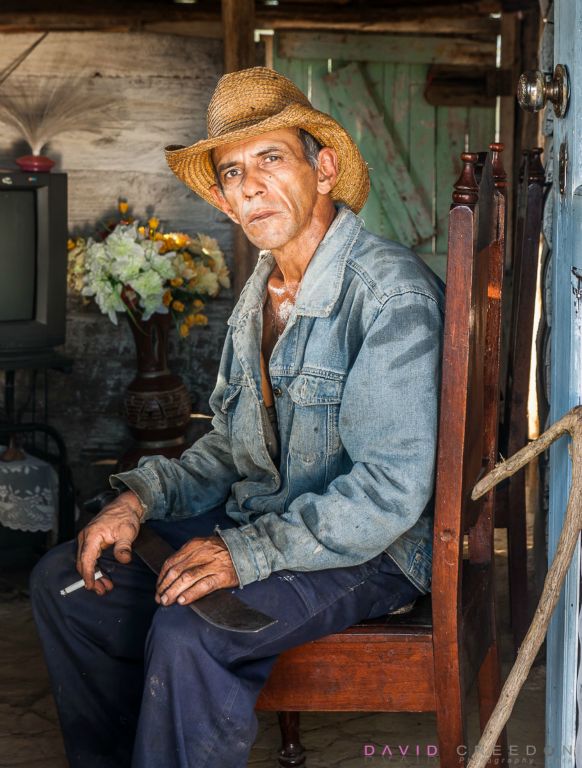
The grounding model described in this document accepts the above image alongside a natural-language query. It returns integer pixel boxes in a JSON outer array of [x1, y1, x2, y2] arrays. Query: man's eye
[[224, 169, 240, 181], [265, 154, 281, 163]]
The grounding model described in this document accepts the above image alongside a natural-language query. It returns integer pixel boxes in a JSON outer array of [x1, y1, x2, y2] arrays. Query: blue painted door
[[548, 1, 582, 765]]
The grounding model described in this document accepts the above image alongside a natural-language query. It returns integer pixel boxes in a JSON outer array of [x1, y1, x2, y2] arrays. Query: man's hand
[[156, 537, 239, 606], [76, 491, 144, 595]]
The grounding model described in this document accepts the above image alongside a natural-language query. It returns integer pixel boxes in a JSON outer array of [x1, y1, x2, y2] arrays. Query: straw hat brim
[[165, 103, 370, 214]]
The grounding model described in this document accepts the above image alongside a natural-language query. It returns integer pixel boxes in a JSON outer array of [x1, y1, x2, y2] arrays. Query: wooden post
[[221, 0, 259, 298], [222, 0, 255, 74], [499, 13, 519, 266]]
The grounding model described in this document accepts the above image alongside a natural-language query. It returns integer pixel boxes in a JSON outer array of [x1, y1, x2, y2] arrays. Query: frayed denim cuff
[[216, 524, 271, 587], [109, 466, 166, 521]]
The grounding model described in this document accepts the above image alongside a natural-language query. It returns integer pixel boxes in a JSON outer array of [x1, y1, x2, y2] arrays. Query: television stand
[[0, 350, 75, 542]]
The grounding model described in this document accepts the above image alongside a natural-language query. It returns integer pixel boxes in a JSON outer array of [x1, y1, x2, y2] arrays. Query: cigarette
[[60, 570, 104, 596]]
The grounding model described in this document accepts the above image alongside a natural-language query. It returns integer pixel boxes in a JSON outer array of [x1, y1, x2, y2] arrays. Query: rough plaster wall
[[0, 32, 233, 498]]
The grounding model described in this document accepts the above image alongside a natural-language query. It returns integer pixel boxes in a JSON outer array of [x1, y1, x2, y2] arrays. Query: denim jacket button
[[273, 386, 282, 397]]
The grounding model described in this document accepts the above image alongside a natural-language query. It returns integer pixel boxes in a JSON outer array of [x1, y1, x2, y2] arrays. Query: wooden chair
[[495, 149, 545, 655], [256, 144, 509, 768]]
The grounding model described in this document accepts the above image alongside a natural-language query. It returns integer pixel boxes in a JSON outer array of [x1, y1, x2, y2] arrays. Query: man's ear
[[209, 184, 241, 225], [316, 147, 339, 196]]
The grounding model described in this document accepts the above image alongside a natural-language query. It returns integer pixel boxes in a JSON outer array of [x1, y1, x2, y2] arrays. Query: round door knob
[[517, 64, 570, 118]]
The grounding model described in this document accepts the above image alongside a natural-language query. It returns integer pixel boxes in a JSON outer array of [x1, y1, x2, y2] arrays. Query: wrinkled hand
[[156, 536, 239, 607], [76, 491, 144, 595]]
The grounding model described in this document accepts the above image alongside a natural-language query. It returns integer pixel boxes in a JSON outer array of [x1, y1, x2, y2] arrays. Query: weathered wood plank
[[468, 106, 497, 155], [326, 77, 418, 245], [260, 12, 501, 37], [0, 78, 212, 175], [360, 183, 398, 242], [278, 32, 497, 66], [391, 62, 411, 165], [307, 59, 332, 113], [435, 106, 468, 256], [0, 32, 222, 79], [326, 63, 434, 245], [409, 70, 437, 255]]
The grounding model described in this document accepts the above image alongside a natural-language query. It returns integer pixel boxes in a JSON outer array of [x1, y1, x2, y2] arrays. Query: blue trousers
[[30, 505, 422, 768]]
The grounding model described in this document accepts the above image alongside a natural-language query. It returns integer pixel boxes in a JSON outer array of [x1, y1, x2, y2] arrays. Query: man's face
[[210, 128, 336, 251]]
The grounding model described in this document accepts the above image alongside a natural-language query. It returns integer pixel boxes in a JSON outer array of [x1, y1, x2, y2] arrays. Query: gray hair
[[298, 129, 323, 168]]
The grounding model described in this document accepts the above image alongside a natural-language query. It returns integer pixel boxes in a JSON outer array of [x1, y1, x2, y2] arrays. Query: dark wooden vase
[[118, 312, 191, 470]]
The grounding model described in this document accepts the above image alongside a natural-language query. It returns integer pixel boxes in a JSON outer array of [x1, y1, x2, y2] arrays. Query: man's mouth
[[247, 210, 278, 224]]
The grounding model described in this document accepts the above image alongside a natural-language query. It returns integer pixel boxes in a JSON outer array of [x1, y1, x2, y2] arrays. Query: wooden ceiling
[[0, 0, 536, 37]]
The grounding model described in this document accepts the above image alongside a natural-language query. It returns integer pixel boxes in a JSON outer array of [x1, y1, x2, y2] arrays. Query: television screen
[[0, 189, 37, 322], [0, 173, 67, 358]]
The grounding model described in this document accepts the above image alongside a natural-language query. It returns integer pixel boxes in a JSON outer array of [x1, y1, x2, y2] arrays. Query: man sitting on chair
[[31, 67, 444, 768]]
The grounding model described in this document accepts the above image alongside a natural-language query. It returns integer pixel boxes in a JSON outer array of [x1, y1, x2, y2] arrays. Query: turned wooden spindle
[[452, 152, 479, 206]]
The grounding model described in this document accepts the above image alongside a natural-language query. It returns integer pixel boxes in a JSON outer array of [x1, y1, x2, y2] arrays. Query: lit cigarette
[[60, 570, 104, 596]]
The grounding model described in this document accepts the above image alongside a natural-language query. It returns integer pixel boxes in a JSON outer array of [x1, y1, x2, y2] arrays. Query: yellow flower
[[162, 290, 172, 307], [118, 200, 129, 215], [137, 225, 146, 237], [170, 277, 184, 287], [193, 298, 204, 309], [191, 313, 208, 326], [67, 238, 76, 251], [179, 323, 189, 337], [148, 217, 159, 231], [185, 314, 196, 327], [154, 232, 164, 241], [172, 300, 185, 312]]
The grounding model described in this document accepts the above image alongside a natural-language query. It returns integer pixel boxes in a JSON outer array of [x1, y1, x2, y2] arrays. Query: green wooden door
[[273, 33, 496, 281]]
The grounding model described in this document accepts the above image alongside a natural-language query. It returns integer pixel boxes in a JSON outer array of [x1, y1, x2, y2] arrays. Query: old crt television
[[0, 172, 67, 358]]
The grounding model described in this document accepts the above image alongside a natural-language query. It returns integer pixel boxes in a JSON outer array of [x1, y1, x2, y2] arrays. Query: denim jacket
[[111, 207, 445, 594]]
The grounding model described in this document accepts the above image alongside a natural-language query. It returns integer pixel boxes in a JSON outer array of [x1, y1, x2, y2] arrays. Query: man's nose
[[241, 166, 267, 198]]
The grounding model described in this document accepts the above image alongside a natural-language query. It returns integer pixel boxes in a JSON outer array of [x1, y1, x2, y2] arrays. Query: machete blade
[[133, 526, 277, 634]]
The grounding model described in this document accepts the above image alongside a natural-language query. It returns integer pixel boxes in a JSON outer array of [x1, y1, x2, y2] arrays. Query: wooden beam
[[0, 4, 220, 34], [278, 31, 497, 66], [257, 7, 501, 37], [0, 2, 501, 37]]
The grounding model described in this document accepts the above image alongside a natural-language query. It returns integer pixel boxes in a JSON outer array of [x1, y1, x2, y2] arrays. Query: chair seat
[[256, 595, 436, 712]]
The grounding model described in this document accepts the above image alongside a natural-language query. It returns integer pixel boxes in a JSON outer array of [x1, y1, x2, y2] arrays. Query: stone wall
[[0, 31, 234, 498]]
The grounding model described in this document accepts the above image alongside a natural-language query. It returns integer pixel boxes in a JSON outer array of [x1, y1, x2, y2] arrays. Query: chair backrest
[[431, 146, 506, 652]]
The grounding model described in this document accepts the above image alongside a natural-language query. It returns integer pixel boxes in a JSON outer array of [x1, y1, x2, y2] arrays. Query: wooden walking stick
[[467, 405, 582, 768]]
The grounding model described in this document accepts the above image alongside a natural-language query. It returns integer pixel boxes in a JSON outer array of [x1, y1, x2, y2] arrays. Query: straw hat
[[165, 67, 370, 213]]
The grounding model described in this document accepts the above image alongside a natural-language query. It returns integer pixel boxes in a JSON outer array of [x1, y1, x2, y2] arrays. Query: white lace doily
[[0, 448, 58, 533]]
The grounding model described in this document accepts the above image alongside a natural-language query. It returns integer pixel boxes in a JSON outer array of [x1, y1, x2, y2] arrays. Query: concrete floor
[[0, 538, 546, 768]]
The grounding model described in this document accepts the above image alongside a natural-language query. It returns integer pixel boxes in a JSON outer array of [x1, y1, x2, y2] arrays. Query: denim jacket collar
[[228, 206, 363, 327]]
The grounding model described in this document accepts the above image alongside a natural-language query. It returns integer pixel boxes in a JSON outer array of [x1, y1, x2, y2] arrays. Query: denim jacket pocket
[[220, 383, 243, 443], [220, 383, 243, 414], [287, 373, 344, 462]]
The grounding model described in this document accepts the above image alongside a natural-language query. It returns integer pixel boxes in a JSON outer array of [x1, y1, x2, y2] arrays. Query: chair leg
[[507, 474, 529, 655], [277, 711, 306, 768], [435, 675, 467, 767], [477, 641, 508, 765]]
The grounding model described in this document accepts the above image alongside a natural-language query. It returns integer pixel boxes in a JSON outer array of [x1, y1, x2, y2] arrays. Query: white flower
[[196, 269, 220, 297], [70, 214, 229, 327], [83, 279, 124, 324]]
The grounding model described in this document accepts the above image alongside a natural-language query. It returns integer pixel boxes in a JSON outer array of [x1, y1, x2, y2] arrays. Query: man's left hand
[[155, 536, 239, 606]]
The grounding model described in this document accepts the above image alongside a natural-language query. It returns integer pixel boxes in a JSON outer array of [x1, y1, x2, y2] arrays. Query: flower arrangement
[[68, 201, 230, 337]]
